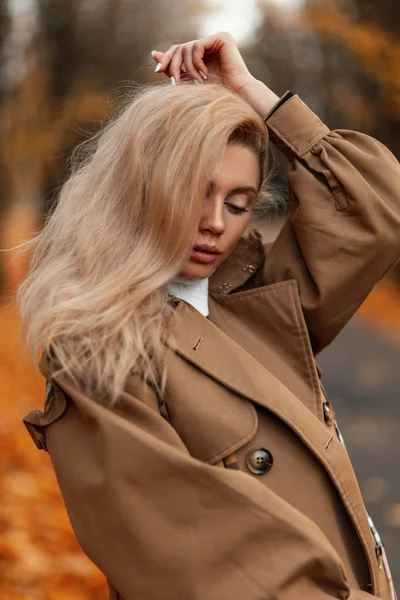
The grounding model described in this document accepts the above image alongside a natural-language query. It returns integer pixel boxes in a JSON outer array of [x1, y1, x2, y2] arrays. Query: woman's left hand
[[151, 31, 254, 95]]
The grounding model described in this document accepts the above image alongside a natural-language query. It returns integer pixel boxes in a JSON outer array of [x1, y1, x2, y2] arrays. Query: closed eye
[[225, 202, 249, 214]]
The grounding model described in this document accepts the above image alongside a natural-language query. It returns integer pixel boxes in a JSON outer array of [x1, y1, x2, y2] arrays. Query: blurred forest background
[[0, 0, 400, 598]]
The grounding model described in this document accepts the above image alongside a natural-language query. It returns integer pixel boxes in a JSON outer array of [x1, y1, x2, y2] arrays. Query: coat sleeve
[[262, 94, 400, 354], [22, 361, 382, 600]]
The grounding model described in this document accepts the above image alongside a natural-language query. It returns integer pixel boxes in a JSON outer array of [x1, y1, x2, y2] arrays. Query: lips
[[193, 244, 221, 255], [190, 246, 221, 264]]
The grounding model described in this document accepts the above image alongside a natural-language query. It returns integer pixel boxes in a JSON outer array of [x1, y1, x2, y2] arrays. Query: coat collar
[[208, 228, 265, 294], [167, 228, 265, 306]]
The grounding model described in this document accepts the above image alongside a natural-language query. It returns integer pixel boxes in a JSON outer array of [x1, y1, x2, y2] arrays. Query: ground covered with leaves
[[0, 304, 107, 600]]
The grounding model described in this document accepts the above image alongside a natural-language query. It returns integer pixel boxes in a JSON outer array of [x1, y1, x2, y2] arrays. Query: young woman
[[19, 32, 400, 600]]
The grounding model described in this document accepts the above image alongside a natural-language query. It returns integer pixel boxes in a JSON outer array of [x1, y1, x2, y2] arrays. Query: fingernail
[[170, 76, 176, 85], [198, 70, 208, 80], [155, 62, 162, 72], [192, 79, 201, 85], [151, 50, 158, 57]]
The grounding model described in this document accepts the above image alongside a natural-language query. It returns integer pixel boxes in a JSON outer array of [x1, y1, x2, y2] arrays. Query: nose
[[199, 198, 225, 236]]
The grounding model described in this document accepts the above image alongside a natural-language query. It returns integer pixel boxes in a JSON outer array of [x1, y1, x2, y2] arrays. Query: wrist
[[239, 77, 280, 120]]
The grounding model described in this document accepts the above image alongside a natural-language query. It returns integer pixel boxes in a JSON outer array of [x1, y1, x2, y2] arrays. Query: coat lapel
[[162, 299, 325, 440], [207, 228, 265, 293]]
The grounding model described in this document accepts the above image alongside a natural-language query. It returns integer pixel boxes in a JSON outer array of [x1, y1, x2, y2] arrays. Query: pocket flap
[[164, 350, 258, 465]]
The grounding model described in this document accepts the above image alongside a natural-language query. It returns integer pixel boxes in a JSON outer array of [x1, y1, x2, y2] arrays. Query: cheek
[[225, 214, 251, 249]]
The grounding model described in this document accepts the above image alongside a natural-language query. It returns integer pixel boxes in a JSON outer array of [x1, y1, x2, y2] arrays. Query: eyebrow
[[207, 182, 257, 195]]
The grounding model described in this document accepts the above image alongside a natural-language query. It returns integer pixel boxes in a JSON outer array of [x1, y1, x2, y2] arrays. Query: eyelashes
[[204, 194, 249, 215], [225, 203, 249, 214]]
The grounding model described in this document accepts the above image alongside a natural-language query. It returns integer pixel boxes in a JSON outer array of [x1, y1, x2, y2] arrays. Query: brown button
[[246, 448, 273, 475]]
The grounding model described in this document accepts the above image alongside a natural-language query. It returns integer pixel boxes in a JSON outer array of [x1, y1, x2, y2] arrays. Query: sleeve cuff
[[263, 90, 294, 121], [264, 93, 330, 158]]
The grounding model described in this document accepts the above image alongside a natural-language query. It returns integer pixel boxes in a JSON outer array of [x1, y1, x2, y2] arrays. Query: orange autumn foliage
[[303, 6, 400, 119], [358, 277, 400, 343]]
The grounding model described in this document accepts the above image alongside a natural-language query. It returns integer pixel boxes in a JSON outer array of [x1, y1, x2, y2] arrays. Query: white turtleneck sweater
[[167, 275, 209, 317]]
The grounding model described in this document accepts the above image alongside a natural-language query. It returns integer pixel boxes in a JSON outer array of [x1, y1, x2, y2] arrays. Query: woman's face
[[179, 143, 260, 279]]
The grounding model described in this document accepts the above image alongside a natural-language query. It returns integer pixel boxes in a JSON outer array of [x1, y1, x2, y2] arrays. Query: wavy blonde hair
[[9, 79, 272, 406]]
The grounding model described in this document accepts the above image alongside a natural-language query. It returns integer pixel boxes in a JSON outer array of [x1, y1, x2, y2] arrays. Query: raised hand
[[151, 31, 253, 95], [150, 31, 280, 120]]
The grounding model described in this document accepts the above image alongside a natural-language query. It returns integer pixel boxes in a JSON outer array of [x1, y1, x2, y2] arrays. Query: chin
[[178, 259, 219, 279]]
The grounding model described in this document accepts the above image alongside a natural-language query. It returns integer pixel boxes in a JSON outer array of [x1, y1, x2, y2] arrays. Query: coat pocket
[[22, 380, 68, 451]]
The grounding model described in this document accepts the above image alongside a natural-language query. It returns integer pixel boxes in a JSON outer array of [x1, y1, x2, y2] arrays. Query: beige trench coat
[[23, 94, 400, 600]]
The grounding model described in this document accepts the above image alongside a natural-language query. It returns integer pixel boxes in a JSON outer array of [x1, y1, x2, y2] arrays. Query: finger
[[192, 31, 236, 76], [182, 43, 205, 83], [151, 50, 164, 63], [167, 45, 187, 84], [153, 44, 178, 74], [151, 48, 184, 84], [191, 40, 209, 78]]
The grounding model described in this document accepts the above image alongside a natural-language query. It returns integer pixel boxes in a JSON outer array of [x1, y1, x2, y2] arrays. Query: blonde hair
[[9, 79, 272, 406]]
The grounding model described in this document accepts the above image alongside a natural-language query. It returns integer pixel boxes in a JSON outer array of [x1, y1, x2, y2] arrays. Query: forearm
[[239, 77, 280, 120]]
